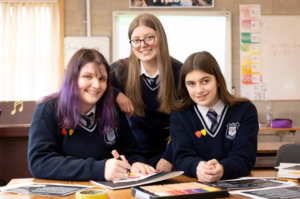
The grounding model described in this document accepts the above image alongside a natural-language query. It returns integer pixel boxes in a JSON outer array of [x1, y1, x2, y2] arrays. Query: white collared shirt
[[140, 61, 160, 84], [197, 99, 225, 129], [80, 105, 96, 126]]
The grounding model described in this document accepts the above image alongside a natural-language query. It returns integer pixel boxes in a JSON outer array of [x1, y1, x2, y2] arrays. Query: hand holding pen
[[103, 150, 132, 181], [112, 150, 156, 176], [111, 150, 131, 173]]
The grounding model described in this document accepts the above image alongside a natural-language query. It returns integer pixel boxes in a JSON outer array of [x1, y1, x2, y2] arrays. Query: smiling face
[[185, 70, 220, 108], [130, 25, 159, 65], [78, 62, 107, 114]]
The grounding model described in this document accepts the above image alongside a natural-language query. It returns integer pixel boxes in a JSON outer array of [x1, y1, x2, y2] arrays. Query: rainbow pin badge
[[195, 129, 206, 138]]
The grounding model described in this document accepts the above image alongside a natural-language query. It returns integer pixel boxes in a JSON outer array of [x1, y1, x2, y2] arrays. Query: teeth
[[87, 91, 98, 94], [141, 50, 150, 53]]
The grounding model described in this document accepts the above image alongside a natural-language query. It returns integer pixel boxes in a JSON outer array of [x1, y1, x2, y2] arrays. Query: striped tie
[[82, 112, 94, 129], [207, 110, 218, 132], [143, 75, 157, 88]]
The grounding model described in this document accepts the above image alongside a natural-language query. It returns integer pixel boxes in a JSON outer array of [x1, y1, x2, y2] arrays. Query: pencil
[[276, 177, 298, 182]]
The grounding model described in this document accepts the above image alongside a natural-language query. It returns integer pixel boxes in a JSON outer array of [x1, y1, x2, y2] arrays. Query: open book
[[91, 171, 184, 190]]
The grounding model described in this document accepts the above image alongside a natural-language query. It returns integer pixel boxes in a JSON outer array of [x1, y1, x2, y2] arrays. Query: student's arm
[[156, 143, 173, 172], [161, 143, 173, 164], [116, 108, 155, 174], [116, 108, 147, 165], [112, 87, 121, 100], [218, 103, 258, 179], [27, 103, 108, 181], [110, 61, 134, 117], [170, 111, 204, 177]]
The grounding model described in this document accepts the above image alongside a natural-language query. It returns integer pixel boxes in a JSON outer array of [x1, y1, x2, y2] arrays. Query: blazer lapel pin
[[195, 129, 206, 138]]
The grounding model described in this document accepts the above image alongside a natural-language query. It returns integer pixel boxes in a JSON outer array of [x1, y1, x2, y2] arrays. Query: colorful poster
[[129, 0, 214, 8], [239, 5, 265, 100]]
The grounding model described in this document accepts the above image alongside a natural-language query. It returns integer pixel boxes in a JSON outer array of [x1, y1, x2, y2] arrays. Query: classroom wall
[[64, 0, 300, 143]]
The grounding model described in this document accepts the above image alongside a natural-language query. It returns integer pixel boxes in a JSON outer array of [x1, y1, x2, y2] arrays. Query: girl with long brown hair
[[171, 51, 258, 182], [111, 13, 182, 171]]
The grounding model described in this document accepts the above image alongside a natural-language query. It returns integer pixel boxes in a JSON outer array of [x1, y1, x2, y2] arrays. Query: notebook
[[278, 163, 300, 179], [90, 171, 184, 190]]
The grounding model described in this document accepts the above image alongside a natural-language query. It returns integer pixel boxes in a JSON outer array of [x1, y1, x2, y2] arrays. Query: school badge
[[226, 123, 240, 140], [104, 127, 117, 145]]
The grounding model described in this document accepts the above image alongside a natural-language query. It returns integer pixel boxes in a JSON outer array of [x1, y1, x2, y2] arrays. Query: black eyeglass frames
[[129, 36, 155, 48]]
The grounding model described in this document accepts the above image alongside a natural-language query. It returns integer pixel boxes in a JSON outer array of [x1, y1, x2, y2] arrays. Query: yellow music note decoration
[[11, 100, 24, 115]]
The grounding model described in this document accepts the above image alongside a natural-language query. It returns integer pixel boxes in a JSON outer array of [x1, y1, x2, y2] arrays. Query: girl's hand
[[131, 162, 156, 175], [156, 158, 173, 172], [196, 159, 223, 182], [104, 158, 131, 181], [116, 92, 134, 118]]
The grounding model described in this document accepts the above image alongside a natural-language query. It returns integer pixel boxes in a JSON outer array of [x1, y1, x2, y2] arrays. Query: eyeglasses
[[129, 36, 156, 48]]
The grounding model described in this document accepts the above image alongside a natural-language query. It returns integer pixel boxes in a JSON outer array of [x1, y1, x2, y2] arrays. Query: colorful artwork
[[242, 74, 262, 85], [241, 33, 261, 44], [126, 173, 140, 179], [140, 182, 222, 197], [239, 5, 266, 99], [241, 19, 261, 30], [240, 5, 261, 20]]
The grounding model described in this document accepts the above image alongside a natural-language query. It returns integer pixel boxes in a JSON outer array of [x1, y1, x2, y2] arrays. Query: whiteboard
[[64, 37, 110, 69], [261, 16, 300, 100]]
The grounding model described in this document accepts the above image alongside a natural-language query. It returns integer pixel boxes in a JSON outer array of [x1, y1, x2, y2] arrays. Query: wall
[[64, 0, 300, 143]]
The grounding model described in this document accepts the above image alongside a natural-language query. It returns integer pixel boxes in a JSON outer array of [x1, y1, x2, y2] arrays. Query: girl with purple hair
[[28, 48, 155, 181]]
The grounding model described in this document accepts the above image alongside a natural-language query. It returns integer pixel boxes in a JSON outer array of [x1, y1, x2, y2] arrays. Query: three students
[[28, 15, 258, 182]]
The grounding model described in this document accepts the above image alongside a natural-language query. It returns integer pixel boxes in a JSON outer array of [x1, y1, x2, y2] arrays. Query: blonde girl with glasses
[[111, 13, 182, 172]]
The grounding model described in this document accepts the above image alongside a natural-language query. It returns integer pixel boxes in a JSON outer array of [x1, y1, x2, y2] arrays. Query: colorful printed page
[[0, 182, 94, 196], [113, 172, 159, 183], [212, 177, 295, 189], [231, 185, 299, 199]]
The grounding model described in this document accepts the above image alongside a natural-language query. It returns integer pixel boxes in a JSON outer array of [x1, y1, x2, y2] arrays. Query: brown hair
[[175, 51, 249, 111], [114, 13, 181, 117]]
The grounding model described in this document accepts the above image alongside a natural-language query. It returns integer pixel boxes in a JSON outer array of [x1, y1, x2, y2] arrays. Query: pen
[[111, 150, 131, 173], [276, 177, 299, 183]]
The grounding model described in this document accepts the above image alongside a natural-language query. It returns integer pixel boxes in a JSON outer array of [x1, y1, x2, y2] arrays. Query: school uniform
[[110, 59, 182, 167], [27, 98, 147, 181], [170, 100, 258, 180]]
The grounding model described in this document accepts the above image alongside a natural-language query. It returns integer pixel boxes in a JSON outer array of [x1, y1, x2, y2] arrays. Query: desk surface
[[0, 171, 285, 199], [257, 142, 295, 153], [259, 127, 300, 131]]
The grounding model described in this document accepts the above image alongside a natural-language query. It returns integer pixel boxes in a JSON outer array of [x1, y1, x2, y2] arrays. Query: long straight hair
[[38, 48, 117, 133], [175, 51, 250, 111], [114, 13, 180, 117]]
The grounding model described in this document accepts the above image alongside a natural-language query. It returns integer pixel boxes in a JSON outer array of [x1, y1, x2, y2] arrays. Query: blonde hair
[[115, 13, 181, 116], [176, 51, 250, 111]]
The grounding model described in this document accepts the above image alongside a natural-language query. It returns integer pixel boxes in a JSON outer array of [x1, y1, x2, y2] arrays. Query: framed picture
[[129, 0, 214, 8]]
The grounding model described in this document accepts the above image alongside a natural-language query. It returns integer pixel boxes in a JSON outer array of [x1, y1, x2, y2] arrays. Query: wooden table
[[257, 142, 295, 154], [256, 127, 300, 167], [259, 127, 300, 143], [0, 171, 285, 199]]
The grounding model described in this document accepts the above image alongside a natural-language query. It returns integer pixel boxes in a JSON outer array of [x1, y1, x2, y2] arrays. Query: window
[[0, 2, 60, 101]]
